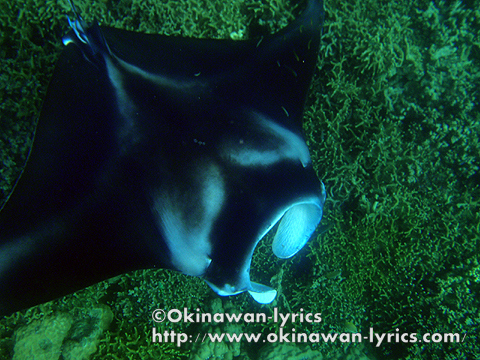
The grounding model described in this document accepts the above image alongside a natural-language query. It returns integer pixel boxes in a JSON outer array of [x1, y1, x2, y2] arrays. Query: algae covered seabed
[[0, 0, 479, 359]]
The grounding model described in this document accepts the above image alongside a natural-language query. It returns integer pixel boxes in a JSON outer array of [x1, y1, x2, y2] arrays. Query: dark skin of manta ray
[[0, 0, 325, 316]]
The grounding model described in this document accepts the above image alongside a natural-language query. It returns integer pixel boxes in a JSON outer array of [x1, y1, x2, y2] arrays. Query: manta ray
[[0, 0, 325, 316]]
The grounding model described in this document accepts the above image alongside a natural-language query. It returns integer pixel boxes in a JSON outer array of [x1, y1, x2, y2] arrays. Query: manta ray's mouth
[[206, 279, 278, 305], [205, 183, 326, 305]]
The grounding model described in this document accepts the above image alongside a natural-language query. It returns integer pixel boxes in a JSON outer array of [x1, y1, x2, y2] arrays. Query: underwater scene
[[0, 0, 479, 359]]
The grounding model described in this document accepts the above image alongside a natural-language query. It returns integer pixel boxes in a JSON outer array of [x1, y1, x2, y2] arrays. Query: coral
[[11, 305, 113, 360], [301, 0, 480, 359], [13, 313, 73, 360], [258, 342, 374, 360], [188, 299, 243, 360], [259, 343, 324, 360], [62, 305, 114, 360]]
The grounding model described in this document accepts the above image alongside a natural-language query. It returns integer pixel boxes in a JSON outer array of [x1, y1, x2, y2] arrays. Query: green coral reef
[[1, 0, 479, 359]]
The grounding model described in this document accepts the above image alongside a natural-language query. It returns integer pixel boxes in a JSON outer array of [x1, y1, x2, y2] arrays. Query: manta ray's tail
[[63, 0, 110, 67]]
